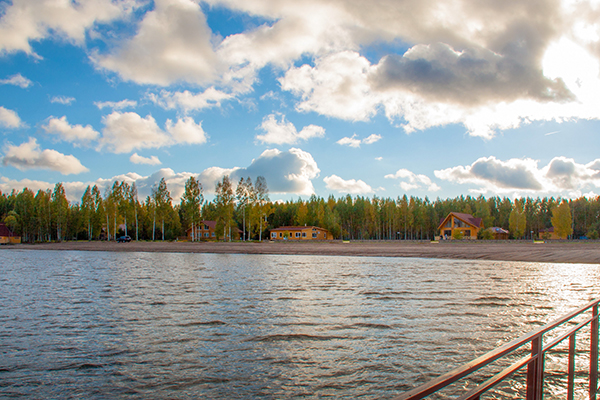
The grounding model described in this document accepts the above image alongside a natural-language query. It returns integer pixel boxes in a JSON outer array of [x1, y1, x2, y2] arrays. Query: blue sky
[[1, 0, 600, 203]]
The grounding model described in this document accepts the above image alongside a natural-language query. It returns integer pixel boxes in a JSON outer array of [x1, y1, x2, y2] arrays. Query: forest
[[0, 174, 598, 242]]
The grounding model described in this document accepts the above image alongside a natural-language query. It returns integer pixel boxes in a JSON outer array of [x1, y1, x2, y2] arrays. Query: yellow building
[[0, 223, 21, 244], [438, 212, 483, 240], [270, 226, 332, 240], [539, 227, 560, 240]]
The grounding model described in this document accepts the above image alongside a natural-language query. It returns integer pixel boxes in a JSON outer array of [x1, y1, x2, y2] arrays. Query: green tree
[[509, 199, 526, 239], [181, 176, 203, 241], [52, 183, 69, 241], [152, 178, 172, 241], [81, 185, 95, 240], [235, 177, 251, 241], [215, 175, 235, 241], [552, 200, 573, 239]]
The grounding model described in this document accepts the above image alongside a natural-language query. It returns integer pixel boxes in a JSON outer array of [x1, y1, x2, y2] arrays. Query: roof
[[270, 226, 328, 232], [438, 212, 482, 229], [0, 223, 14, 237], [488, 227, 509, 234], [539, 227, 555, 233]]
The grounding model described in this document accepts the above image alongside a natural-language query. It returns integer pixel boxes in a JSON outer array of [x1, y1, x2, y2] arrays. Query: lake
[[1, 250, 598, 399]]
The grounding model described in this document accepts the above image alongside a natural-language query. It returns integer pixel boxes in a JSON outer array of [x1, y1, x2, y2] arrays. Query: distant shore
[[4, 240, 600, 264]]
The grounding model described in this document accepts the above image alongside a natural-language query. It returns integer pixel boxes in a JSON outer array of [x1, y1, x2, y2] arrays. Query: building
[[438, 212, 483, 240], [0, 223, 21, 244], [186, 220, 241, 241], [488, 227, 509, 240], [539, 227, 560, 240], [270, 226, 332, 240]]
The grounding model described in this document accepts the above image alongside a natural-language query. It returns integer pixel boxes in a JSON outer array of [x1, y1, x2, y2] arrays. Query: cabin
[[270, 226, 332, 241], [488, 227, 509, 240], [438, 212, 483, 240], [0, 223, 21, 244], [186, 220, 241, 241], [539, 227, 560, 240]]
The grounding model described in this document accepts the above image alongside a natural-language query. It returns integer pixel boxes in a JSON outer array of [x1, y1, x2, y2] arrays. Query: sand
[[5, 240, 600, 264]]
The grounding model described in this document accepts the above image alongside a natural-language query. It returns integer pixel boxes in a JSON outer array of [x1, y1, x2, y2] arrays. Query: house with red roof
[[438, 212, 483, 240], [0, 223, 21, 244], [270, 226, 332, 241]]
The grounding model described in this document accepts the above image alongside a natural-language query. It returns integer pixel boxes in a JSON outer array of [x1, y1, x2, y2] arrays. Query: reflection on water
[[0, 250, 598, 399]]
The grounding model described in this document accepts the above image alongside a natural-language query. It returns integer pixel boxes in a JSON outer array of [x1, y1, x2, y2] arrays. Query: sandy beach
[[4, 240, 600, 264]]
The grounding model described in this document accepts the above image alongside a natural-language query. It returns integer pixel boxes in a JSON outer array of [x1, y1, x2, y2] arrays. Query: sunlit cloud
[[385, 168, 441, 192], [50, 96, 76, 105], [0, 73, 32, 88], [324, 174, 374, 194], [2, 137, 88, 175], [130, 153, 161, 165], [256, 114, 325, 145]]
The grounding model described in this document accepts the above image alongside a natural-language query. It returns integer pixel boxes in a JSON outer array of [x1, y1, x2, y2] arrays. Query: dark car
[[117, 235, 131, 243]]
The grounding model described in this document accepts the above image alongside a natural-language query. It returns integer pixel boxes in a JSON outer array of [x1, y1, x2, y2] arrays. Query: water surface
[[0, 250, 598, 398]]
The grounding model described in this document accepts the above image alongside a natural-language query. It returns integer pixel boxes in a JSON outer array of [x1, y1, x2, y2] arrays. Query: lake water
[[0, 250, 598, 399]]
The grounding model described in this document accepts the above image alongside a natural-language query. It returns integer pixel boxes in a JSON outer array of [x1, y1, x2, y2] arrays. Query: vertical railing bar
[[568, 333, 576, 400], [590, 305, 599, 400], [527, 335, 544, 400]]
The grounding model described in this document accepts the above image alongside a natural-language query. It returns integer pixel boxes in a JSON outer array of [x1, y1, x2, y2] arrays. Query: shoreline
[[4, 240, 600, 264]]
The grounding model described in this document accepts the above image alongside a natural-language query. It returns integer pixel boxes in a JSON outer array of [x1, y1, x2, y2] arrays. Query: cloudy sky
[[1, 0, 600, 203]]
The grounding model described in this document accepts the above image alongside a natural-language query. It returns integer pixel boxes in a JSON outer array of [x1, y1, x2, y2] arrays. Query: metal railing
[[394, 299, 599, 400]]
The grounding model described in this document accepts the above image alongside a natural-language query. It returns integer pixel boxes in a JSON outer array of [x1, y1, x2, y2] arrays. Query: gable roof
[[438, 212, 482, 229], [270, 226, 328, 232], [0, 223, 15, 237]]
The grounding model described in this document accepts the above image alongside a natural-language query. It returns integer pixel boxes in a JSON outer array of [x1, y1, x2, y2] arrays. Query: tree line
[[1, 176, 597, 242]]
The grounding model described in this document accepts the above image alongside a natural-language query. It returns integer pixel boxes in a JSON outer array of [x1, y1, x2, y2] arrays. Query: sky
[[1, 0, 600, 204]]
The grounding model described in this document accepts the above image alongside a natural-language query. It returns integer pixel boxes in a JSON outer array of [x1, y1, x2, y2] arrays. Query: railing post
[[527, 335, 545, 400], [591, 304, 599, 400], [568, 333, 576, 400]]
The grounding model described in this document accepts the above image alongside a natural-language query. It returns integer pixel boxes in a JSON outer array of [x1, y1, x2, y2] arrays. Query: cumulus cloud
[[385, 168, 441, 192], [148, 88, 233, 112], [256, 114, 325, 145], [2, 138, 88, 174], [42, 116, 99, 144], [165, 117, 208, 145], [130, 153, 162, 165], [50, 96, 75, 105], [94, 0, 217, 86], [0, 106, 23, 129], [98, 111, 208, 153], [0, 0, 132, 57], [337, 133, 381, 148], [94, 99, 137, 110], [435, 156, 600, 196], [0, 73, 32, 88], [198, 148, 320, 195], [324, 174, 373, 194]]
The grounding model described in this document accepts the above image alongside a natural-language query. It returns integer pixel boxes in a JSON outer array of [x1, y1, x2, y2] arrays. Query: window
[[211, 232, 215, 237], [295, 232, 301, 238], [302, 232, 306, 237], [271, 232, 276, 238], [204, 224, 210, 230], [204, 232, 209, 237], [444, 220, 451, 228], [465, 230, 471, 237], [279, 232, 283, 238], [312, 233, 317, 238]]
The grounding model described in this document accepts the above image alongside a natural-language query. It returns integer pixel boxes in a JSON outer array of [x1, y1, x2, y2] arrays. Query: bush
[[452, 230, 464, 240], [587, 229, 599, 240]]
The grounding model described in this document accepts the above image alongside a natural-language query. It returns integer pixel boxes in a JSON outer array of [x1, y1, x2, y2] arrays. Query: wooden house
[[438, 212, 483, 240], [270, 226, 332, 241], [488, 227, 509, 240], [0, 223, 21, 244], [186, 220, 241, 241], [539, 227, 560, 240]]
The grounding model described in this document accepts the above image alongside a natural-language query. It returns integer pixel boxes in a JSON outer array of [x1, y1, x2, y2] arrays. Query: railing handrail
[[394, 298, 600, 400]]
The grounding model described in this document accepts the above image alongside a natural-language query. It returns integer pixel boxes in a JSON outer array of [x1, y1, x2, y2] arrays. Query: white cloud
[[0, 0, 133, 57], [435, 156, 600, 196], [99, 112, 208, 153], [94, 0, 217, 86], [130, 153, 162, 165], [50, 96, 76, 105], [0, 106, 23, 128], [99, 111, 171, 154], [165, 117, 208, 145], [324, 174, 373, 194], [198, 147, 320, 195], [336, 134, 361, 148], [385, 168, 441, 192], [337, 133, 381, 148], [0, 73, 32, 88], [94, 99, 137, 110], [256, 114, 325, 145], [2, 138, 88, 175], [149, 88, 232, 112], [42, 116, 99, 144]]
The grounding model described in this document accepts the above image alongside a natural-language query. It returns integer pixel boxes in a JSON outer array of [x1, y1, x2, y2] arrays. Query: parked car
[[117, 235, 131, 243]]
